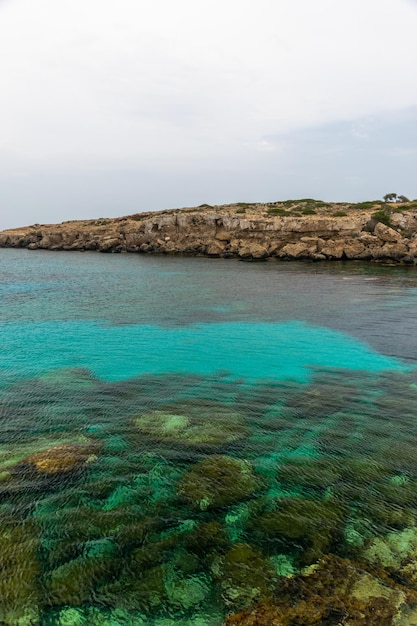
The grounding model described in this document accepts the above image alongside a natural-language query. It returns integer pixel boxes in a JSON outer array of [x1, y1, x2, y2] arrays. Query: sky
[[1, 0, 417, 229]]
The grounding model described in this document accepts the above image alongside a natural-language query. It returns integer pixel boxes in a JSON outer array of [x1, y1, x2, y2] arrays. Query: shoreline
[[2, 199, 417, 264]]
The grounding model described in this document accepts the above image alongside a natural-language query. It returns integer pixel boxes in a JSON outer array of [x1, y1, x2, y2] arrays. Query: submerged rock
[[363, 526, 417, 587], [100, 564, 167, 612], [277, 457, 341, 493], [223, 603, 284, 626], [212, 543, 276, 610], [0, 441, 99, 510], [165, 572, 210, 610], [56, 607, 86, 626], [133, 406, 247, 447], [0, 520, 40, 626], [183, 521, 230, 560], [132, 534, 179, 572], [14, 441, 99, 477], [223, 554, 417, 625], [0, 435, 96, 476], [178, 455, 264, 510], [252, 496, 346, 565], [45, 553, 117, 606]]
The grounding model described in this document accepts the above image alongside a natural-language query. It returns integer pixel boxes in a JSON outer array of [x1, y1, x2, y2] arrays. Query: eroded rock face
[[2, 201, 417, 263], [374, 222, 402, 243], [238, 242, 269, 259]]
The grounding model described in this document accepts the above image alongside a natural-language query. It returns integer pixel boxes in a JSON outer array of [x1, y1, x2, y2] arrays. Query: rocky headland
[[2, 199, 417, 263]]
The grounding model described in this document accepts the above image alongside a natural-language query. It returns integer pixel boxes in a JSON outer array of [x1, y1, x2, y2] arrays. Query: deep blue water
[[1, 249, 417, 625]]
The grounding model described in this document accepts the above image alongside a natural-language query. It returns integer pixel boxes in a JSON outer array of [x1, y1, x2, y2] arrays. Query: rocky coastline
[[2, 199, 417, 263]]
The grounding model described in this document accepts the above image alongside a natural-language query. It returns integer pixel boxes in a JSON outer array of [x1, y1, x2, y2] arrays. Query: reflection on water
[[1, 368, 417, 624]]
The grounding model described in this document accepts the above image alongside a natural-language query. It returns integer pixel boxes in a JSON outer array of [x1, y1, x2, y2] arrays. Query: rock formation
[[2, 199, 417, 263]]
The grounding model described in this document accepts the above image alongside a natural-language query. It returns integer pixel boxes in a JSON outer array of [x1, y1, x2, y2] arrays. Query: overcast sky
[[1, 0, 417, 229]]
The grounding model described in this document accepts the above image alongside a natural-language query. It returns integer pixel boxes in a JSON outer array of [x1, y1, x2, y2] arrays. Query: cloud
[[0, 0, 417, 227], [1, 0, 417, 163]]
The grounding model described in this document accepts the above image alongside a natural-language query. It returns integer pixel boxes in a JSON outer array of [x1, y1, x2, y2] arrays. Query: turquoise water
[[2, 249, 417, 624], [0, 320, 404, 383]]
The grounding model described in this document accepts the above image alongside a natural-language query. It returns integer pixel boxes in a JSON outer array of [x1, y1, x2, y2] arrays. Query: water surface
[[1, 249, 417, 625]]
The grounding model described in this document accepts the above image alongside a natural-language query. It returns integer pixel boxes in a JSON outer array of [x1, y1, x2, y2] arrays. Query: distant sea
[[1, 249, 417, 625]]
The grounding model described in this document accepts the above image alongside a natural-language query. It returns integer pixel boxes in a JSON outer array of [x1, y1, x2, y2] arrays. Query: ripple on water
[[2, 252, 417, 623], [0, 368, 416, 623]]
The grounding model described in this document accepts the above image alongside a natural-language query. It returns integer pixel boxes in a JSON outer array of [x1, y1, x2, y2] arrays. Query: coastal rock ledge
[[2, 199, 417, 263]]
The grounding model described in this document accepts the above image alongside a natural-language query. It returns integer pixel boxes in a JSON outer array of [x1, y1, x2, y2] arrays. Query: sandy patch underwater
[[0, 318, 407, 384]]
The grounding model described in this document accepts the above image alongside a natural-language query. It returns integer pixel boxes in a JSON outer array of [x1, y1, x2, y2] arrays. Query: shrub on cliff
[[372, 208, 392, 227]]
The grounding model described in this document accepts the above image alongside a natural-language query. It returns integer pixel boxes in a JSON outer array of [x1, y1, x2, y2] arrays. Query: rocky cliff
[[2, 199, 417, 263]]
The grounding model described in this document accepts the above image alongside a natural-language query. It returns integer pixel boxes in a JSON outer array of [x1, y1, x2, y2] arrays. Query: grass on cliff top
[[370, 202, 417, 228], [264, 199, 416, 218], [265, 199, 329, 217], [119, 198, 417, 224]]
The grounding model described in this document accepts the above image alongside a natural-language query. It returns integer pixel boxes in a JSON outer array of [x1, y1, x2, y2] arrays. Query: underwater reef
[[2, 367, 417, 624]]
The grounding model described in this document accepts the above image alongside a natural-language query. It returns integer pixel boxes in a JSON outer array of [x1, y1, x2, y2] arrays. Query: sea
[[2, 248, 417, 625]]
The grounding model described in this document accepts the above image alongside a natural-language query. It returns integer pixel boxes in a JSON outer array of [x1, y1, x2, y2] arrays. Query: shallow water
[[2, 249, 417, 624]]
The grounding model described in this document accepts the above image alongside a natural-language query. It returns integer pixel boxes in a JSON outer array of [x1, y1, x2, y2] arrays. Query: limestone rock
[[373, 242, 408, 260], [38, 232, 64, 248], [2, 201, 417, 264], [206, 240, 226, 256], [391, 212, 417, 231], [279, 242, 314, 259], [238, 243, 268, 259], [99, 237, 122, 252], [374, 222, 402, 243], [320, 240, 345, 259], [343, 239, 367, 259], [215, 228, 231, 242], [358, 232, 381, 244]]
